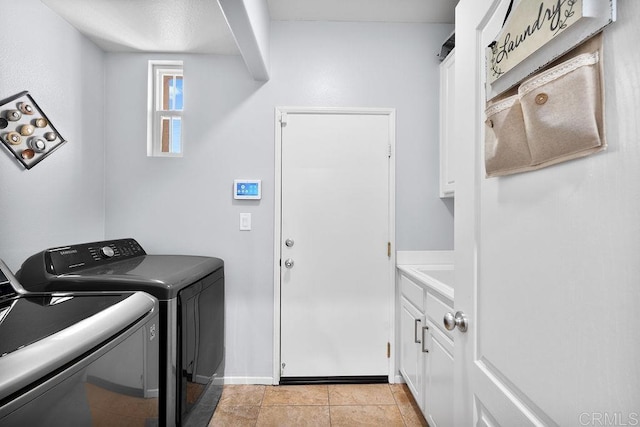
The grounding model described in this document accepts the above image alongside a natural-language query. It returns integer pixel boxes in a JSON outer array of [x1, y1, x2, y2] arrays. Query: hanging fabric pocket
[[483, 34, 606, 177], [485, 95, 532, 177], [518, 51, 605, 167]]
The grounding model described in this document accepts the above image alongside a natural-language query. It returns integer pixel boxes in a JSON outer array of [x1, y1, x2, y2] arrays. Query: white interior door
[[455, 0, 640, 425], [277, 109, 394, 380]]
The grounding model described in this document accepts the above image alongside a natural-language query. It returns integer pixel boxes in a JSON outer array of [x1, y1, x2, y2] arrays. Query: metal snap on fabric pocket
[[535, 93, 549, 105]]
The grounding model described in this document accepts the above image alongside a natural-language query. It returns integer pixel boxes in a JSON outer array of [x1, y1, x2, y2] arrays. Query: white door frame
[[273, 107, 397, 384]]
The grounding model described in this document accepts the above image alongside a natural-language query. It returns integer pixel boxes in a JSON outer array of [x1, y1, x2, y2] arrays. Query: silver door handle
[[414, 318, 421, 343], [284, 258, 294, 269], [444, 311, 468, 332]]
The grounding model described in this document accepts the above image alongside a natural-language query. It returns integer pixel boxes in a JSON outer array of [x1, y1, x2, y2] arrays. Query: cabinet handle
[[414, 318, 421, 343], [422, 326, 429, 353]]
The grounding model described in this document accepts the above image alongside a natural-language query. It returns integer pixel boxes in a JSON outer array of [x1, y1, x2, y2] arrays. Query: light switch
[[240, 213, 251, 231]]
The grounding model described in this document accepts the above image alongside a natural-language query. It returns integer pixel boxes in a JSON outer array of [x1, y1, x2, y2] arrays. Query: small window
[[148, 60, 183, 156]]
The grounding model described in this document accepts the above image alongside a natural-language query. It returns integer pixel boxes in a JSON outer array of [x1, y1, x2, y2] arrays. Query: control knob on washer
[[100, 246, 115, 258]]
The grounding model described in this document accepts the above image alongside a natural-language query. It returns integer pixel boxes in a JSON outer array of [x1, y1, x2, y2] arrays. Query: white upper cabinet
[[439, 49, 456, 198]]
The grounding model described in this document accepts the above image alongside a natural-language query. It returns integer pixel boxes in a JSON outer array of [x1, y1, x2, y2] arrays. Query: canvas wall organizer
[[0, 91, 66, 170], [484, 33, 606, 177]]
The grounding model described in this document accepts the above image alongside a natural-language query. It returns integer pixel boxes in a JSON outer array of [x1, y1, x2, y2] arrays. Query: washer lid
[[0, 293, 128, 356], [50, 255, 224, 299], [0, 292, 156, 401]]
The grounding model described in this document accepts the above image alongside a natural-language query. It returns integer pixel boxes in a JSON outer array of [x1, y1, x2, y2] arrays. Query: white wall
[[104, 21, 454, 381], [0, 0, 106, 271]]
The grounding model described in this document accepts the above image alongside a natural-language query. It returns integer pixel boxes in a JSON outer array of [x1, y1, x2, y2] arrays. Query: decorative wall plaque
[[486, 0, 616, 99], [0, 91, 66, 169]]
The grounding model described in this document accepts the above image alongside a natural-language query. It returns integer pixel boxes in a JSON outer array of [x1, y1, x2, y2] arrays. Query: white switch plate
[[240, 213, 251, 231]]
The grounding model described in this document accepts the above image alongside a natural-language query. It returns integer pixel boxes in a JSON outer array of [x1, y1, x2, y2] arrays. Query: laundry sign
[[487, 0, 585, 84], [484, 0, 615, 99]]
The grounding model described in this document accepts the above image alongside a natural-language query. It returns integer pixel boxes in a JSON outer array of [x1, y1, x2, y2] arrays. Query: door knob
[[284, 258, 294, 268], [285, 238, 294, 248], [444, 311, 468, 332]]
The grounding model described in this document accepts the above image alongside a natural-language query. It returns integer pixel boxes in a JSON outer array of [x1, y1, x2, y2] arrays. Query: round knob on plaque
[[21, 148, 35, 160], [6, 110, 22, 121], [284, 258, 295, 269], [29, 137, 46, 152], [6, 131, 21, 145], [18, 102, 34, 115], [20, 125, 35, 136], [44, 131, 57, 141], [100, 246, 115, 258], [34, 118, 48, 128]]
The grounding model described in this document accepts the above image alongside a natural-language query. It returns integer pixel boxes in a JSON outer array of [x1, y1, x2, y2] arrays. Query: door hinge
[[280, 112, 288, 126], [387, 342, 391, 358], [388, 144, 392, 158], [387, 242, 391, 258]]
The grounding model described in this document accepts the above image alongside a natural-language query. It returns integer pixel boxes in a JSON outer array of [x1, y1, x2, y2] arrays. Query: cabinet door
[[439, 50, 456, 198], [424, 320, 454, 427], [399, 297, 425, 410]]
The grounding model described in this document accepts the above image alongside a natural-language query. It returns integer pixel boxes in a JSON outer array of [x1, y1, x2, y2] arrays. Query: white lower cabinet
[[423, 320, 454, 427], [399, 272, 454, 426], [400, 295, 425, 409]]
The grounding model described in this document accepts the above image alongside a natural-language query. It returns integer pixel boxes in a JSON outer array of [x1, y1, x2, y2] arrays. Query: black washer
[[17, 238, 225, 427]]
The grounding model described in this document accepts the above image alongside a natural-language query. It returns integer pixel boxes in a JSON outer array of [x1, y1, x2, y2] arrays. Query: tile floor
[[209, 383, 428, 426]]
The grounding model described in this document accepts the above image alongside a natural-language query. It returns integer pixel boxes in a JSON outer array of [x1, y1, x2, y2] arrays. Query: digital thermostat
[[234, 179, 261, 200]]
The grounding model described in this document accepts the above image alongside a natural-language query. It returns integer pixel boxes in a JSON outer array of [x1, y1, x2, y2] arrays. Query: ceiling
[[42, 0, 240, 54], [268, 0, 457, 24], [42, 0, 457, 54]]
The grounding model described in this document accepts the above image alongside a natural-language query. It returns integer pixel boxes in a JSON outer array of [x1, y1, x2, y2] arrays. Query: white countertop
[[397, 264, 455, 300]]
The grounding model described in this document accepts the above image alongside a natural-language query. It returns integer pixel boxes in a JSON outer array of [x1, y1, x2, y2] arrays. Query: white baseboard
[[223, 376, 275, 385]]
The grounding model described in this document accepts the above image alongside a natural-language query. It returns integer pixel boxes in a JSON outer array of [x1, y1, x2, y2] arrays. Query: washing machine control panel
[[44, 238, 147, 274]]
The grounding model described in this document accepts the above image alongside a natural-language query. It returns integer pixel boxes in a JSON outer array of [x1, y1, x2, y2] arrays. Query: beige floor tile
[[256, 405, 330, 427], [211, 383, 430, 426], [401, 407, 430, 427], [262, 385, 329, 406], [218, 385, 265, 406], [330, 405, 405, 426], [328, 384, 396, 406], [208, 405, 260, 427], [391, 383, 429, 427], [390, 383, 413, 406]]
